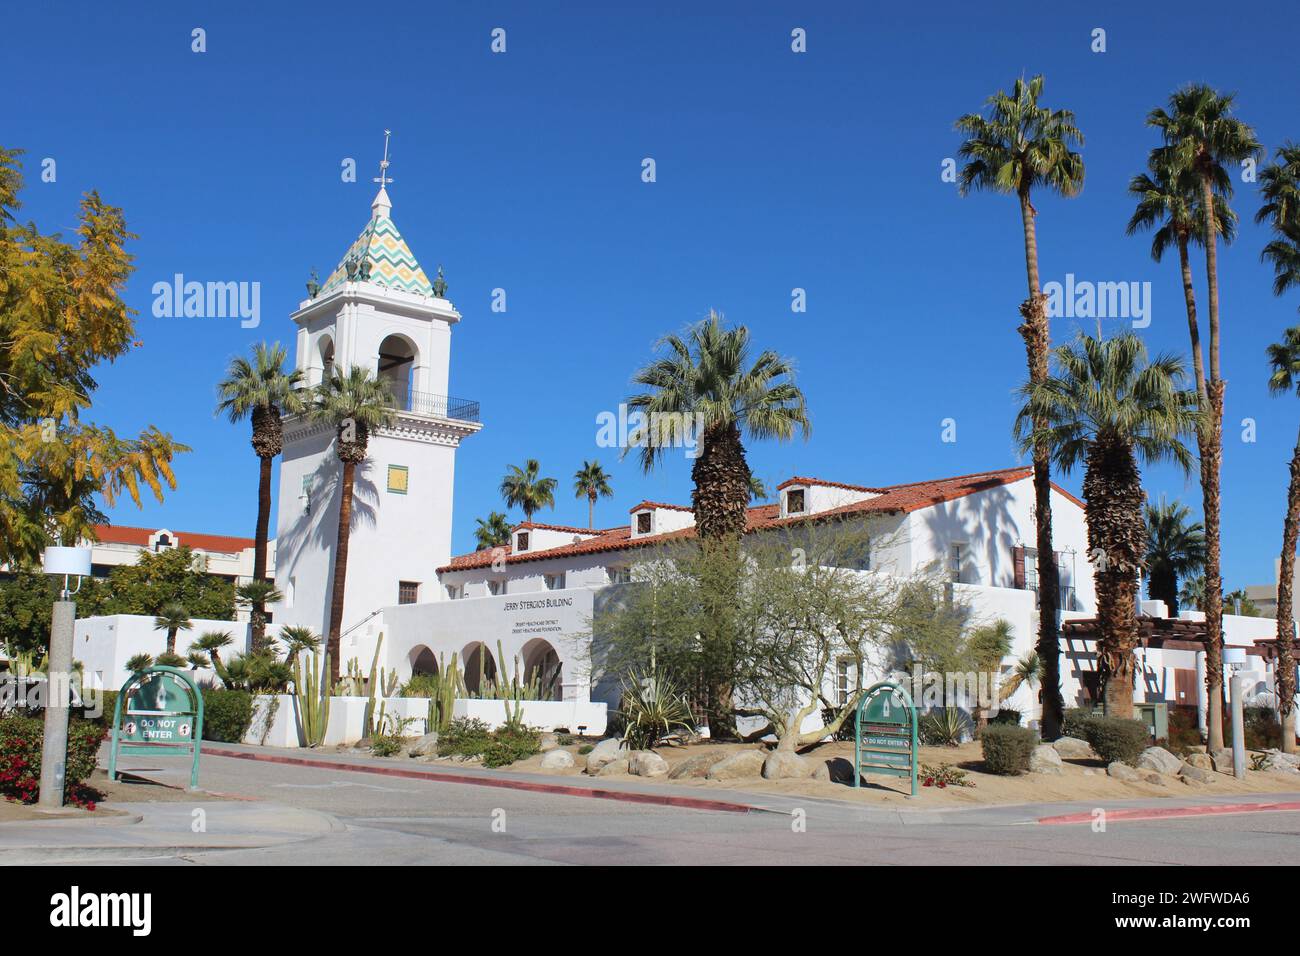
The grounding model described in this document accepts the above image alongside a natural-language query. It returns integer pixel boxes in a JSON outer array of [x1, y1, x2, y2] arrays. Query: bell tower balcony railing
[[394, 390, 480, 423]]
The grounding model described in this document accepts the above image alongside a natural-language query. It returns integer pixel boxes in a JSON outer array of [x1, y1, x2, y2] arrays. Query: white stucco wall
[[74, 614, 252, 693]]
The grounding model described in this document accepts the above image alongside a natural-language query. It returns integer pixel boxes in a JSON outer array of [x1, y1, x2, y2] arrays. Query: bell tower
[[273, 157, 481, 637]]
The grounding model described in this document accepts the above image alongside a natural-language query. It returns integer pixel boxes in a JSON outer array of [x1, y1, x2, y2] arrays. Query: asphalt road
[[103, 750, 1300, 866]]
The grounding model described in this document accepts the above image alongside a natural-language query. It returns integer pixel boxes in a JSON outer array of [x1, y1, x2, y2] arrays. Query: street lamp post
[[38, 546, 91, 809]]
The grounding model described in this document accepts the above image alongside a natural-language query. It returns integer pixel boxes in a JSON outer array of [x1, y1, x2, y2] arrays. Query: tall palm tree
[[1179, 574, 1207, 613], [627, 311, 810, 736], [193, 631, 233, 672], [1147, 85, 1262, 749], [236, 579, 282, 653], [1017, 333, 1199, 718], [955, 74, 1085, 739], [153, 603, 192, 656], [573, 460, 614, 529], [1267, 321, 1300, 753], [1144, 497, 1205, 616], [1127, 147, 1236, 400], [500, 459, 557, 522], [747, 474, 769, 502], [474, 512, 513, 550], [215, 342, 306, 629], [311, 365, 395, 682]]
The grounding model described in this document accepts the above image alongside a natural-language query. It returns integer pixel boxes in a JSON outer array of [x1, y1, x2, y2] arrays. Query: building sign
[[108, 665, 204, 789], [854, 680, 918, 797], [503, 596, 575, 637]]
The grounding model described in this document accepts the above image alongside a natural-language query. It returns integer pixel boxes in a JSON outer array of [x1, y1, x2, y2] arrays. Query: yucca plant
[[617, 668, 694, 750], [919, 707, 970, 746]]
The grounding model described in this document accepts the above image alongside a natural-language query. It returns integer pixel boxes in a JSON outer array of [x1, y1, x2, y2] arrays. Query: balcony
[[393, 390, 480, 423]]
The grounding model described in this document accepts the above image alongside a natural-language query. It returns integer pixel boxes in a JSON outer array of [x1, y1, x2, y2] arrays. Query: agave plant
[[616, 668, 694, 750], [919, 707, 971, 746]]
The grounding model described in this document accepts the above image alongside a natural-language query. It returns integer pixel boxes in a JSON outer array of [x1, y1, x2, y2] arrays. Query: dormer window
[[516, 532, 529, 552], [786, 489, 805, 514], [154, 533, 172, 552], [636, 512, 652, 535]]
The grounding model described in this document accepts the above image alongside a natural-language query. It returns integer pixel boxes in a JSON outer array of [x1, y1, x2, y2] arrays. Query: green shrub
[[438, 717, 493, 757], [988, 708, 1022, 726], [1062, 707, 1098, 740], [1243, 706, 1282, 751], [80, 689, 118, 726], [482, 726, 541, 768], [0, 716, 105, 806], [1083, 716, 1149, 765], [436, 717, 540, 768], [201, 689, 254, 742], [1160, 707, 1202, 756], [981, 725, 1037, 775], [577, 744, 594, 755]]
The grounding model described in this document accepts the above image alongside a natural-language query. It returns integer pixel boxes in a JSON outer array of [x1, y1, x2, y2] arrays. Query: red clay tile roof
[[627, 501, 693, 513], [775, 476, 880, 493], [89, 524, 256, 555], [440, 466, 1074, 572], [511, 521, 603, 536]]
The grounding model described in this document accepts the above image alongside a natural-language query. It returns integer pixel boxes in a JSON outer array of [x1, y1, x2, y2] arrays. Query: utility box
[[1135, 702, 1169, 743]]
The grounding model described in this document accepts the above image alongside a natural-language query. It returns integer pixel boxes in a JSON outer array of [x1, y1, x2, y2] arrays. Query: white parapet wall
[[235, 695, 432, 748], [452, 698, 608, 736]]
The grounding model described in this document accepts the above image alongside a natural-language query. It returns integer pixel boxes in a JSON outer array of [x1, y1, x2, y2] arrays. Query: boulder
[[1052, 736, 1093, 759], [1210, 748, 1236, 774], [539, 749, 574, 770], [1179, 762, 1215, 785], [706, 750, 766, 782], [596, 759, 630, 777], [1135, 746, 1182, 776], [1107, 761, 1142, 782], [1029, 744, 1063, 775], [1143, 772, 1165, 786], [1264, 748, 1300, 768], [628, 750, 669, 778], [668, 753, 720, 780], [538, 733, 560, 752], [585, 737, 628, 775], [762, 750, 814, 780], [408, 732, 439, 758], [1184, 752, 1213, 770], [812, 757, 858, 784]]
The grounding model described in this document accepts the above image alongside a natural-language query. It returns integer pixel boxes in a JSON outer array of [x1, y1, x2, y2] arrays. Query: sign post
[[108, 665, 205, 789], [853, 679, 918, 797]]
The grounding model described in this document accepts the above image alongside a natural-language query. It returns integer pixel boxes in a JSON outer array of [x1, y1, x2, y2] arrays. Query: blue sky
[[8, 0, 1299, 587]]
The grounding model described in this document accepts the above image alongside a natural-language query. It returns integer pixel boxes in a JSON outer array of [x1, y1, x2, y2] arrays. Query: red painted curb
[[1039, 801, 1300, 825], [201, 746, 755, 813]]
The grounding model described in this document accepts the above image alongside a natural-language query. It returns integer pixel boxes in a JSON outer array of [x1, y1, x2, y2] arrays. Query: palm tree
[[1144, 497, 1205, 616], [1267, 326, 1300, 753], [747, 474, 769, 502], [125, 653, 154, 674], [278, 625, 322, 670], [236, 579, 282, 653], [966, 619, 1013, 724], [1180, 574, 1207, 612], [193, 631, 234, 672], [955, 74, 1085, 739], [573, 460, 614, 529], [311, 365, 396, 683], [500, 460, 557, 522], [1017, 333, 1199, 718], [474, 512, 512, 550], [216, 342, 306, 632], [186, 651, 210, 670], [998, 651, 1042, 703], [1127, 147, 1237, 401], [1147, 84, 1262, 749], [153, 603, 192, 656], [627, 311, 810, 736]]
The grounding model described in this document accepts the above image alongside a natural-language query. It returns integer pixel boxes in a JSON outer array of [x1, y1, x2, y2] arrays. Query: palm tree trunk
[[252, 453, 274, 651], [1200, 169, 1226, 751], [1017, 189, 1064, 739], [1177, 236, 1208, 401], [588, 492, 595, 529], [326, 459, 356, 685], [166, 628, 177, 656], [1275, 426, 1300, 753], [1084, 438, 1145, 720]]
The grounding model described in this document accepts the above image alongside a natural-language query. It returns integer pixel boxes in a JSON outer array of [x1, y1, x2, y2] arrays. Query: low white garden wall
[[452, 698, 607, 736], [231, 695, 431, 748]]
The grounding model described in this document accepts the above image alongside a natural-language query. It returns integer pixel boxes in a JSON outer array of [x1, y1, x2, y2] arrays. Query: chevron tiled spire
[[318, 187, 436, 298]]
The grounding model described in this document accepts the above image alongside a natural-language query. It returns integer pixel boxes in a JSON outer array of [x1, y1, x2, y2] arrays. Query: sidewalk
[[0, 799, 343, 863]]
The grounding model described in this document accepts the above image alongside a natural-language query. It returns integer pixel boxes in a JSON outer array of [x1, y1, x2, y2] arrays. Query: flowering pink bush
[[0, 716, 105, 806]]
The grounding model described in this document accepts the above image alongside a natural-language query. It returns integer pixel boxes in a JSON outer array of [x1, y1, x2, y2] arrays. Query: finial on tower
[[371, 129, 394, 219]]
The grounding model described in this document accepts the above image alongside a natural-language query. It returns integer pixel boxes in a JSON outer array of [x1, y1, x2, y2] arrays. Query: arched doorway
[[462, 642, 498, 695], [318, 336, 335, 385], [521, 639, 562, 701], [408, 645, 438, 676], [377, 333, 417, 410]]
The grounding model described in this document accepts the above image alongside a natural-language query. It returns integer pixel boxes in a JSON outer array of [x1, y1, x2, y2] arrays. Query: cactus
[[425, 652, 465, 735], [363, 633, 386, 738], [293, 650, 331, 748]]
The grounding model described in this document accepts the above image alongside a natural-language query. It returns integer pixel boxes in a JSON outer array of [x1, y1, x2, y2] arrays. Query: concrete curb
[[0, 811, 143, 829], [1039, 800, 1300, 825], [202, 745, 758, 813]]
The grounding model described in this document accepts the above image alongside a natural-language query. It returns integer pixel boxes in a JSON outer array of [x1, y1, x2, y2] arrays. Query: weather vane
[[374, 129, 394, 190]]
